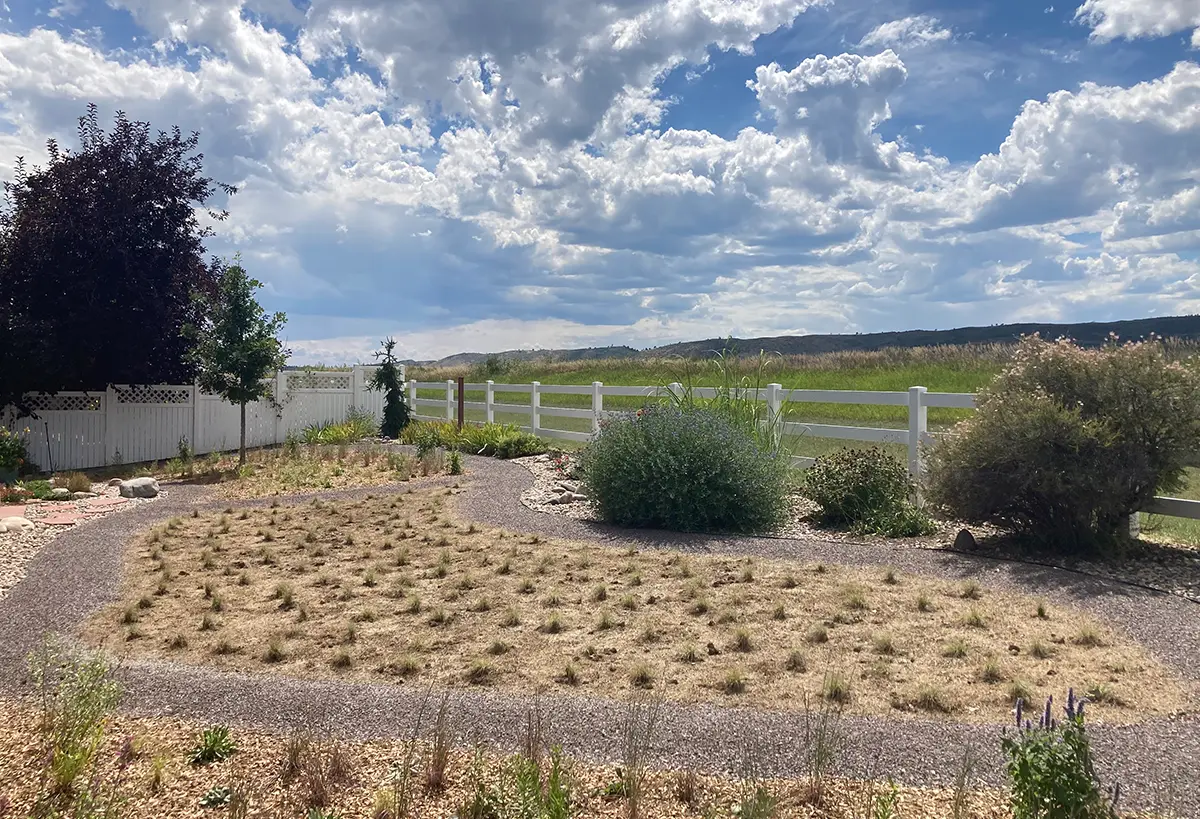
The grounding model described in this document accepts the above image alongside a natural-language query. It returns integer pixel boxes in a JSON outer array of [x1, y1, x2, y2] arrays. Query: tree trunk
[[239, 401, 247, 466]]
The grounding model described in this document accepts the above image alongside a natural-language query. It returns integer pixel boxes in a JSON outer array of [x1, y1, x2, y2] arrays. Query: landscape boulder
[[952, 528, 977, 551], [71, 491, 99, 500], [107, 477, 124, 487], [119, 477, 160, 499], [50, 487, 71, 500], [0, 516, 35, 533]]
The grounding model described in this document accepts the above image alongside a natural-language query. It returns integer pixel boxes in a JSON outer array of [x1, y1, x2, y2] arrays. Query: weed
[[189, 725, 237, 765], [822, 672, 852, 705], [1029, 641, 1057, 660], [960, 580, 983, 600], [628, 664, 654, 689], [770, 604, 787, 621], [1007, 679, 1035, 704], [721, 668, 748, 694], [466, 660, 493, 685], [916, 594, 934, 612], [678, 645, 701, 664], [979, 658, 1005, 684], [963, 607, 986, 628], [733, 628, 753, 653], [943, 639, 969, 659], [1074, 627, 1105, 648], [560, 662, 580, 686], [806, 625, 829, 644], [500, 608, 520, 627], [264, 637, 287, 664]]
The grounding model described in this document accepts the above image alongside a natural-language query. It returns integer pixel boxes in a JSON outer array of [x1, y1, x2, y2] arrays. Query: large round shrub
[[579, 405, 789, 533], [803, 447, 933, 537], [926, 335, 1200, 553]]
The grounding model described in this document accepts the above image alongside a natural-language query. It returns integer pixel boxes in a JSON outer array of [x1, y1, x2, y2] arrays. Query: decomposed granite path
[[0, 455, 1197, 814]]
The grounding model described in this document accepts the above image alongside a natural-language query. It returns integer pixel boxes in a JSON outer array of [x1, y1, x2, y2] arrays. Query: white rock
[[71, 491, 98, 500], [550, 491, 587, 505], [107, 477, 123, 487], [50, 487, 71, 499], [0, 516, 35, 533], [557, 481, 580, 494], [119, 477, 160, 498]]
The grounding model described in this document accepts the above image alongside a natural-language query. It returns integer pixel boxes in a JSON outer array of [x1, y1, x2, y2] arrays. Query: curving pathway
[[0, 456, 1197, 813]]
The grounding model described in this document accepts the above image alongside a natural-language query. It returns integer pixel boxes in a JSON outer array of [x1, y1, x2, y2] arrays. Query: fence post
[[766, 383, 783, 447], [486, 380, 495, 424], [592, 381, 603, 433], [104, 385, 116, 464], [275, 371, 287, 445], [457, 376, 465, 430], [907, 386, 928, 480], [192, 380, 202, 454], [668, 382, 683, 404], [408, 379, 417, 418], [531, 381, 541, 435], [352, 366, 365, 409], [445, 380, 455, 422]]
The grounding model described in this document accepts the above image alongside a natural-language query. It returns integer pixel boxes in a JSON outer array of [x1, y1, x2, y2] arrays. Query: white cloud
[[857, 15, 953, 51], [1075, 0, 1200, 43], [748, 51, 909, 168], [2, 1, 1200, 360]]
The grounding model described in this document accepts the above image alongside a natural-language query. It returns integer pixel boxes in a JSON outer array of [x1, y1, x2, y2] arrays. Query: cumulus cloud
[[1, 0, 1200, 361], [857, 15, 953, 50], [749, 51, 909, 168], [1075, 0, 1200, 43]]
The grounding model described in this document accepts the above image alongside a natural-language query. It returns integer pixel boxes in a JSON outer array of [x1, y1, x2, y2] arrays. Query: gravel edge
[[0, 456, 1195, 813]]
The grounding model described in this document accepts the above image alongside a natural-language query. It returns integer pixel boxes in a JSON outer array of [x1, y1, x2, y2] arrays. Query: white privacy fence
[[3, 366, 394, 472], [410, 379, 1200, 522]]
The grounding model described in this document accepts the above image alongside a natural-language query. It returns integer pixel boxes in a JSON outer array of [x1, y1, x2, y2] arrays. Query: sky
[[2, 0, 1200, 363]]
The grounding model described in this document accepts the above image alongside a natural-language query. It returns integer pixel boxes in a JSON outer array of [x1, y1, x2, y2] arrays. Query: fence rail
[[3, 365, 395, 471], [409, 378, 1200, 523]]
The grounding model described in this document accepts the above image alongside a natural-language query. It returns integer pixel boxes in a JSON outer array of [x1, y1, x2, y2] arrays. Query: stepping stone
[[0, 504, 27, 519], [85, 497, 128, 509], [40, 511, 86, 526]]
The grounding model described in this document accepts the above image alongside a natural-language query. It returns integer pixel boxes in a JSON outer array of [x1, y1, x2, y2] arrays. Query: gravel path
[[0, 456, 1197, 814]]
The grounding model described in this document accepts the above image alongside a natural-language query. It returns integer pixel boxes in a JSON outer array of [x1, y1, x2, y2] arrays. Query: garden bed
[[517, 454, 1200, 603], [83, 485, 1191, 724], [154, 443, 447, 500], [0, 696, 1010, 819]]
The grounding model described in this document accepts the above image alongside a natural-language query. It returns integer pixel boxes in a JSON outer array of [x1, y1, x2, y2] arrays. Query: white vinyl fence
[[410, 379, 1200, 523], [3, 366, 395, 472]]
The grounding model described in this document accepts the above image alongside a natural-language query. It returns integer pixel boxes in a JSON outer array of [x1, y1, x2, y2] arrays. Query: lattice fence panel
[[114, 386, 192, 405], [24, 393, 103, 412], [287, 372, 351, 391]]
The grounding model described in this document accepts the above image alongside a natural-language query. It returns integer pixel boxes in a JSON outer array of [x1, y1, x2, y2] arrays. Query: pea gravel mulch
[[0, 456, 1197, 815]]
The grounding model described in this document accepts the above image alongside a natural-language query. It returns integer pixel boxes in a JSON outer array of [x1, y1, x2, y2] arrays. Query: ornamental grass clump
[[579, 404, 789, 533], [802, 447, 934, 537], [927, 335, 1200, 554], [1003, 689, 1119, 819]]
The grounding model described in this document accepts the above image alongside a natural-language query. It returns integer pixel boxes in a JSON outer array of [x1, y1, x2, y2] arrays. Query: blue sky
[[2, 0, 1200, 362]]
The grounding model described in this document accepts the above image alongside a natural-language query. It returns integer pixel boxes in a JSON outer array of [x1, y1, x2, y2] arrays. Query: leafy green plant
[[928, 335, 1200, 553], [0, 425, 30, 474], [369, 338, 411, 438], [458, 746, 574, 819], [188, 725, 238, 765], [185, 260, 289, 465], [400, 421, 547, 459], [663, 347, 786, 452], [448, 450, 464, 475], [303, 406, 378, 446], [199, 785, 232, 808], [802, 447, 934, 537], [1003, 690, 1119, 819], [580, 405, 789, 533], [28, 640, 125, 816]]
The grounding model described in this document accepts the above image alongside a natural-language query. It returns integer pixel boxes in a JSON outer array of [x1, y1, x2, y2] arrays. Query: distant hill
[[410, 345, 640, 368], [644, 316, 1200, 358], [403, 315, 1200, 368]]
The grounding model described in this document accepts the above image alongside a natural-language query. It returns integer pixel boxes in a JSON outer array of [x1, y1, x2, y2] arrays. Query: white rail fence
[[3, 366, 392, 472], [410, 379, 1200, 523]]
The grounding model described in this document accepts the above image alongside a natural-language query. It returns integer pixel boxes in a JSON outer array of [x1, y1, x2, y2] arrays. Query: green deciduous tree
[[185, 261, 288, 465], [0, 105, 233, 412], [368, 338, 411, 437]]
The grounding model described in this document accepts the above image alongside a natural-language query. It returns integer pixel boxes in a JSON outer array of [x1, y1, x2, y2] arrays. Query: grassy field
[[410, 344, 1009, 460]]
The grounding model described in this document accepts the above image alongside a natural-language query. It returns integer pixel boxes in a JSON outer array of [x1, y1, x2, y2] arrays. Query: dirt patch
[[0, 696, 1009, 819], [84, 484, 1194, 725]]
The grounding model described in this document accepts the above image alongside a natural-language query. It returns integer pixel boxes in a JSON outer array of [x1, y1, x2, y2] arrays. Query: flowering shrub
[[802, 448, 934, 537], [1003, 690, 1118, 819], [0, 426, 29, 476], [927, 335, 1200, 553], [579, 405, 789, 533]]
